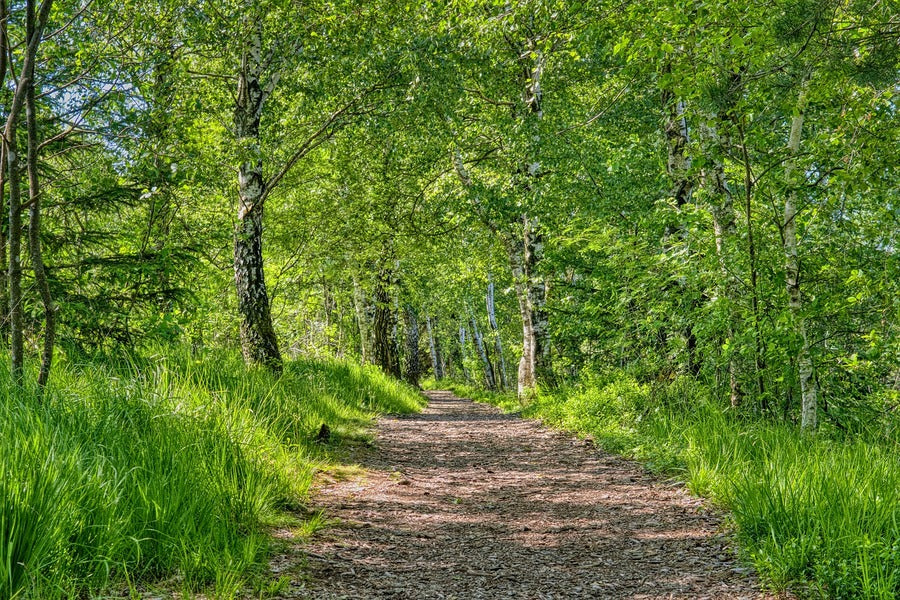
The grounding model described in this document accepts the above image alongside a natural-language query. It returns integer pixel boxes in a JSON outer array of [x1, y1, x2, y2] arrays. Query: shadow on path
[[277, 391, 776, 599]]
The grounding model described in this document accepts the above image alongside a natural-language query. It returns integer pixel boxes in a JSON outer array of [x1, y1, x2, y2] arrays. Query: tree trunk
[[469, 312, 495, 390], [783, 80, 817, 431], [25, 5, 55, 390], [233, 18, 281, 372], [234, 204, 281, 371], [506, 235, 534, 395], [661, 85, 702, 376], [524, 217, 551, 385], [736, 118, 767, 402], [700, 116, 742, 406], [353, 276, 371, 364], [2, 0, 53, 381], [5, 128, 24, 381], [141, 39, 177, 312], [426, 315, 444, 380], [322, 273, 338, 352], [373, 272, 400, 379], [452, 38, 552, 397], [486, 282, 507, 390], [662, 73, 694, 210], [403, 304, 420, 387], [503, 217, 553, 397], [0, 145, 7, 348], [391, 289, 401, 373], [458, 324, 470, 383], [0, 0, 8, 346]]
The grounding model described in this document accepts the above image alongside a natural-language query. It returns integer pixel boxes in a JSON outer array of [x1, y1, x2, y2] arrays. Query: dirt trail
[[280, 390, 774, 599]]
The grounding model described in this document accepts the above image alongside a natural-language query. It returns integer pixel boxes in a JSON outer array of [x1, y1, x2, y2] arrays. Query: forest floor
[[269, 390, 780, 599]]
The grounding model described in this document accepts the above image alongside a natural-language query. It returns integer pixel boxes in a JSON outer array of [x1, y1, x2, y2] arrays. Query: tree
[[231, 12, 283, 371], [2, 0, 55, 383]]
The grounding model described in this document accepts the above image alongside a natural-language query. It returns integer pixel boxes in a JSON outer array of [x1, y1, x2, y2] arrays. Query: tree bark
[[505, 235, 533, 395], [373, 271, 400, 379], [353, 276, 371, 364], [391, 289, 401, 372], [426, 315, 444, 380], [0, 0, 8, 346], [486, 281, 507, 390], [403, 304, 420, 387], [234, 203, 281, 370], [25, 0, 55, 390], [518, 42, 552, 392], [498, 216, 553, 396], [453, 36, 553, 397], [0, 144, 7, 347], [469, 311, 495, 390], [2, 0, 54, 381], [233, 17, 281, 372], [661, 84, 701, 377], [458, 324, 470, 383], [662, 71, 694, 210], [6, 122, 24, 381], [700, 116, 742, 406], [783, 80, 817, 430]]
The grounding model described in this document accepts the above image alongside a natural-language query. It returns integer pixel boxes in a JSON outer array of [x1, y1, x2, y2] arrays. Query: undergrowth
[[426, 376, 900, 599], [0, 347, 423, 599]]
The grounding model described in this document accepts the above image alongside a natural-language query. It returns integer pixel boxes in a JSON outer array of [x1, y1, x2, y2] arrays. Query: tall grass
[[0, 348, 423, 598], [433, 376, 900, 599]]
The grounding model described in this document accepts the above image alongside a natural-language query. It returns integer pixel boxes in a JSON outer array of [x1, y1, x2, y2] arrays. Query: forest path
[[277, 390, 775, 599]]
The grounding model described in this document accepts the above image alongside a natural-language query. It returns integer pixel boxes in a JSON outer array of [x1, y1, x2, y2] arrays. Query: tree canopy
[[0, 0, 897, 421]]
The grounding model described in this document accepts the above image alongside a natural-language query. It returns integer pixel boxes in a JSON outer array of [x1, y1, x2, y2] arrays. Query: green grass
[[429, 376, 900, 599], [0, 347, 423, 599]]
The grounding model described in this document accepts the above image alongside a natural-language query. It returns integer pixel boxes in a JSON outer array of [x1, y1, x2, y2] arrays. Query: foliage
[[458, 373, 900, 599], [0, 0, 897, 597], [0, 348, 422, 598]]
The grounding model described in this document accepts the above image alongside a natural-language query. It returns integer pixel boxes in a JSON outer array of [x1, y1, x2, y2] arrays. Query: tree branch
[[262, 81, 396, 201]]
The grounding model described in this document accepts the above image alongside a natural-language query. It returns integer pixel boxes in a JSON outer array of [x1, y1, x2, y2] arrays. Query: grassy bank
[[1, 348, 423, 599], [428, 377, 900, 599]]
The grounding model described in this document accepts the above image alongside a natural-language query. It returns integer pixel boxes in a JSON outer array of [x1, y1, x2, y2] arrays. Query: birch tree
[[213, 1, 396, 371], [486, 280, 508, 390], [232, 12, 282, 371], [469, 308, 496, 390], [426, 315, 445, 379], [783, 77, 817, 430]]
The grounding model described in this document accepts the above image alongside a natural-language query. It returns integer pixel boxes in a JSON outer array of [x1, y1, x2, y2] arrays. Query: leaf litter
[[269, 391, 786, 599]]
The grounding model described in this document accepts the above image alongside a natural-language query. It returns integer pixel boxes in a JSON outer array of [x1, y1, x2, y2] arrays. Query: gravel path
[[277, 390, 775, 599]]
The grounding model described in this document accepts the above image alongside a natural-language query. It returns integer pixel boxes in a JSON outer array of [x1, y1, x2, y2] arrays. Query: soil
[[272, 390, 779, 599]]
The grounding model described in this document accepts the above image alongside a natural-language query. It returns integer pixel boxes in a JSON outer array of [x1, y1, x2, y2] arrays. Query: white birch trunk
[[784, 80, 817, 430], [426, 315, 444, 380], [469, 311, 496, 390], [459, 325, 470, 382], [700, 116, 742, 406], [505, 236, 534, 395], [524, 216, 551, 385], [663, 76, 694, 209], [661, 86, 700, 375], [452, 38, 552, 396], [233, 17, 282, 371], [486, 281, 508, 390]]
